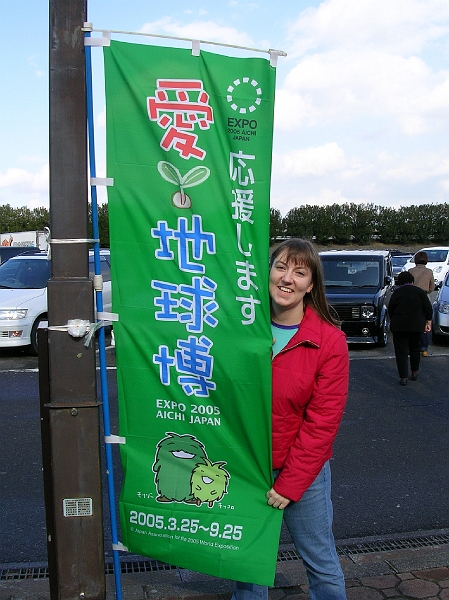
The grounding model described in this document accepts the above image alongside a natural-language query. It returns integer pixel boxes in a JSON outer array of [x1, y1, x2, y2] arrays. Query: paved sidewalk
[[2, 543, 449, 599]]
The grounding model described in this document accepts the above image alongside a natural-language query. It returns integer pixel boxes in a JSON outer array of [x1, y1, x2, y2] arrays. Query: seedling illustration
[[157, 161, 210, 209]]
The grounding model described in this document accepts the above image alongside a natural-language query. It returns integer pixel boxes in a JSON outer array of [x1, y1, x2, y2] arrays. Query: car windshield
[[425, 250, 449, 262], [0, 257, 50, 289], [321, 259, 381, 288], [392, 256, 411, 267]]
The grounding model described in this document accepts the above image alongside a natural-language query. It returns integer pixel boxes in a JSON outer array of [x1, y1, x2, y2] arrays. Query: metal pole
[[42, 1, 106, 598]]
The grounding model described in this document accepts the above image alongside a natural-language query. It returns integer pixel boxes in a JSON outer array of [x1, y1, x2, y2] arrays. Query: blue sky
[[2, 0, 449, 217]]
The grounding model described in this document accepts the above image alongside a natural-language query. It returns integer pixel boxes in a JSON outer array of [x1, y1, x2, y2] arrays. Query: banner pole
[[85, 29, 124, 600]]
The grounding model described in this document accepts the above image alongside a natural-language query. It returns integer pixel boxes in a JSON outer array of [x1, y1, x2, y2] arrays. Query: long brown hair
[[270, 238, 339, 327]]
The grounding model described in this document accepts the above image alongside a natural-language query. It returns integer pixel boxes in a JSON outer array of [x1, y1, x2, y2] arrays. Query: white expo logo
[[226, 78, 262, 114]]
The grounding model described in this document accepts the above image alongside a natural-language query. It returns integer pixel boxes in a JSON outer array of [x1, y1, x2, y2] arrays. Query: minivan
[[319, 250, 394, 346]]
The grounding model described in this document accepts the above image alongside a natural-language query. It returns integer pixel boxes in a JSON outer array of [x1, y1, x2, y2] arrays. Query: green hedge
[[272, 202, 449, 247], [2, 202, 448, 250]]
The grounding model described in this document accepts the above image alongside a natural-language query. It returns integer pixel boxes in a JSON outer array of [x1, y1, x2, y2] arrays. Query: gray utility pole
[[40, 1, 106, 598]]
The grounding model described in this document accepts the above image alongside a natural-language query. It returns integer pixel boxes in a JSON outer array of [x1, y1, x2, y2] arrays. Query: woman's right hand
[[266, 487, 291, 509]]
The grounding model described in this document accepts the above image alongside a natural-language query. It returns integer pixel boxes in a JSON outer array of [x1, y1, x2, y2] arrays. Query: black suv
[[319, 250, 394, 346]]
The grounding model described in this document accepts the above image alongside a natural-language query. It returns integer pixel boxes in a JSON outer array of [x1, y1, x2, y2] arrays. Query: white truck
[[0, 230, 48, 251]]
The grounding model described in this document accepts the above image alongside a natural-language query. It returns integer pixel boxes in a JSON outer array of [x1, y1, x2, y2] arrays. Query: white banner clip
[[268, 49, 287, 67], [91, 177, 114, 187], [112, 542, 128, 552], [192, 40, 200, 56], [97, 311, 119, 322], [105, 435, 126, 445], [85, 30, 111, 47]]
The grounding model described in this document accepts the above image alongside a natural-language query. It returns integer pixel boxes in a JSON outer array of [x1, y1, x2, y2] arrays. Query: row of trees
[[0, 204, 110, 248], [2, 202, 449, 249], [270, 203, 449, 246]]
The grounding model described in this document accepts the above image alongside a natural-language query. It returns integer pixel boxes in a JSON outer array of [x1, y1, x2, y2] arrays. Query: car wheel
[[377, 317, 388, 348], [431, 328, 442, 345], [29, 316, 45, 356]]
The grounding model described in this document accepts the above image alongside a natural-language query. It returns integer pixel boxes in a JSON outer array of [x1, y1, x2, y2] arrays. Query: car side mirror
[[385, 276, 394, 286]]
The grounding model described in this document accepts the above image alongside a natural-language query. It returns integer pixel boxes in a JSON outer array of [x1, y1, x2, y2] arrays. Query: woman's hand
[[266, 487, 291, 509], [424, 320, 431, 333]]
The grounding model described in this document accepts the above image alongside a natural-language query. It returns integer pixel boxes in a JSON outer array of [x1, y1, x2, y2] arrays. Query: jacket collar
[[283, 305, 321, 349]]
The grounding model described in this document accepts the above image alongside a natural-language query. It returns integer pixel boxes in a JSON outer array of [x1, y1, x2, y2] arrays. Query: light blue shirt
[[271, 321, 299, 358]]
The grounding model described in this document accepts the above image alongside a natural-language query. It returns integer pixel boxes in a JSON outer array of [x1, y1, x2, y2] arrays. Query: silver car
[[431, 270, 449, 343]]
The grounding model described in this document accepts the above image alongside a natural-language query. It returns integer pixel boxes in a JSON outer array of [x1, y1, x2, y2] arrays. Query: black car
[[319, 250, 394, 346], [391, 252, 413, 283]]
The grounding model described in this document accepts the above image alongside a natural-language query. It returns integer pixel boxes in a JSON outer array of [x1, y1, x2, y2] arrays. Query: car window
[[426, 250, 449, 262], [0, 258, 50, 289], [89, 256, 111, 282], [392, 256, 411, 267], [322, 260, 380, 287]]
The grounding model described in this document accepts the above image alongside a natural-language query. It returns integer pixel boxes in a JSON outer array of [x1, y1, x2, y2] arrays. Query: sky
[[1, 0, 449, 218]]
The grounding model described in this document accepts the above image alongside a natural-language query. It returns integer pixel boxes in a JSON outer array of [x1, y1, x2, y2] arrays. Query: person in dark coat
[[388, 270, 432, 386]]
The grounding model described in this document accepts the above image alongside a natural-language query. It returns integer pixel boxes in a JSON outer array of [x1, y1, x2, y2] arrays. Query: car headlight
[[437, 301, 449, 314], [361, 305, 375, 318], [434, 266, 442, 273], [0, 309, 28, 320]]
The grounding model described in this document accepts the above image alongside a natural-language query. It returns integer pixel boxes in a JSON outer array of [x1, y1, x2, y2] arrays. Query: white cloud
[[140, 17, 255, 47], [270, 185, 353, 215], [287, 0, 449, 56], [276, 49, 449, 134], [273, 143, 346, 177], [0, 164, 49, 208], [273, 0, 449, 136], [0, 164, 48, 193], [380, 151, 449, 183]]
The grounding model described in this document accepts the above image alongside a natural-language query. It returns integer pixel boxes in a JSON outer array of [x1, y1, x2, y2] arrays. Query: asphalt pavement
[[2, 333, 449, 599]]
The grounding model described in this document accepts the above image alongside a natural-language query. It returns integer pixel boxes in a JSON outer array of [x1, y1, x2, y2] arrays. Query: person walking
[[388, 270, 432, 386], [408, 251, 435, 356], [232, 239, 349, 600]]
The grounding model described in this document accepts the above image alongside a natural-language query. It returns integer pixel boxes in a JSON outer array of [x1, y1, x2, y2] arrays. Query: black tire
[[376, 317, 388, 348], [29, 316, 45, 356], [431, 328, 442, 345]]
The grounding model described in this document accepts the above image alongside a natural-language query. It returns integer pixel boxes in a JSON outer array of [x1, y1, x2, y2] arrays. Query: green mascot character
[[190, 458, 230, 507], [153, 432, 207, 503]]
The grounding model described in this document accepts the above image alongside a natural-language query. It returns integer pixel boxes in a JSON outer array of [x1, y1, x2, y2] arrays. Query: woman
[[233, 239, 349, 600], [408, 251, 435, 356], [388, 270, 432, 385]]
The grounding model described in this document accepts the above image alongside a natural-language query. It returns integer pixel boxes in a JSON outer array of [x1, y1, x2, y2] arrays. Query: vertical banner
[[104, 40, 281, 585]]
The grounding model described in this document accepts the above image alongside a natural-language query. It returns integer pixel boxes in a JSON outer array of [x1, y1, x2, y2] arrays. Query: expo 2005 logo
[[226, 77, 262, 114]]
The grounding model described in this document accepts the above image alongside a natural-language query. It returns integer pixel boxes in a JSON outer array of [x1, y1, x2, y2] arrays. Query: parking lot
[[1, 322, 449, 565]]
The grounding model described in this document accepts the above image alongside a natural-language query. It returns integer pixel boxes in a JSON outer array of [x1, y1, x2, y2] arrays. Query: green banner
[[104, 40, 281, 585]]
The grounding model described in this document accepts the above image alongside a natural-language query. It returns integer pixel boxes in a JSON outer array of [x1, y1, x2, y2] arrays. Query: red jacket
[[272, 306, 349, 502]]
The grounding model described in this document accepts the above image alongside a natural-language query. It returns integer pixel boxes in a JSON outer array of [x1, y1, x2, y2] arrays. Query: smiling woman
[[233, 238, 349, 600], [269, 255, 314, 325]]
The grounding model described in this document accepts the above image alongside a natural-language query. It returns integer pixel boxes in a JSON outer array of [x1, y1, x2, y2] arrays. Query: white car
[[402, 247, 449, 289], [432, 270, 449, 343], [0, 250, 112, 355]]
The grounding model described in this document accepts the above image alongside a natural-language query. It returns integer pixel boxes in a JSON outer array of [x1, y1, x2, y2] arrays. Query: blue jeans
[[421, 331, 429, 352], [232, 462, 346, 600]]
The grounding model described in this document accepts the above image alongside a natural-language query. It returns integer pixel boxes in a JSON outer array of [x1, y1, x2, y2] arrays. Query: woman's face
[[269, 252, 314, 318]]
